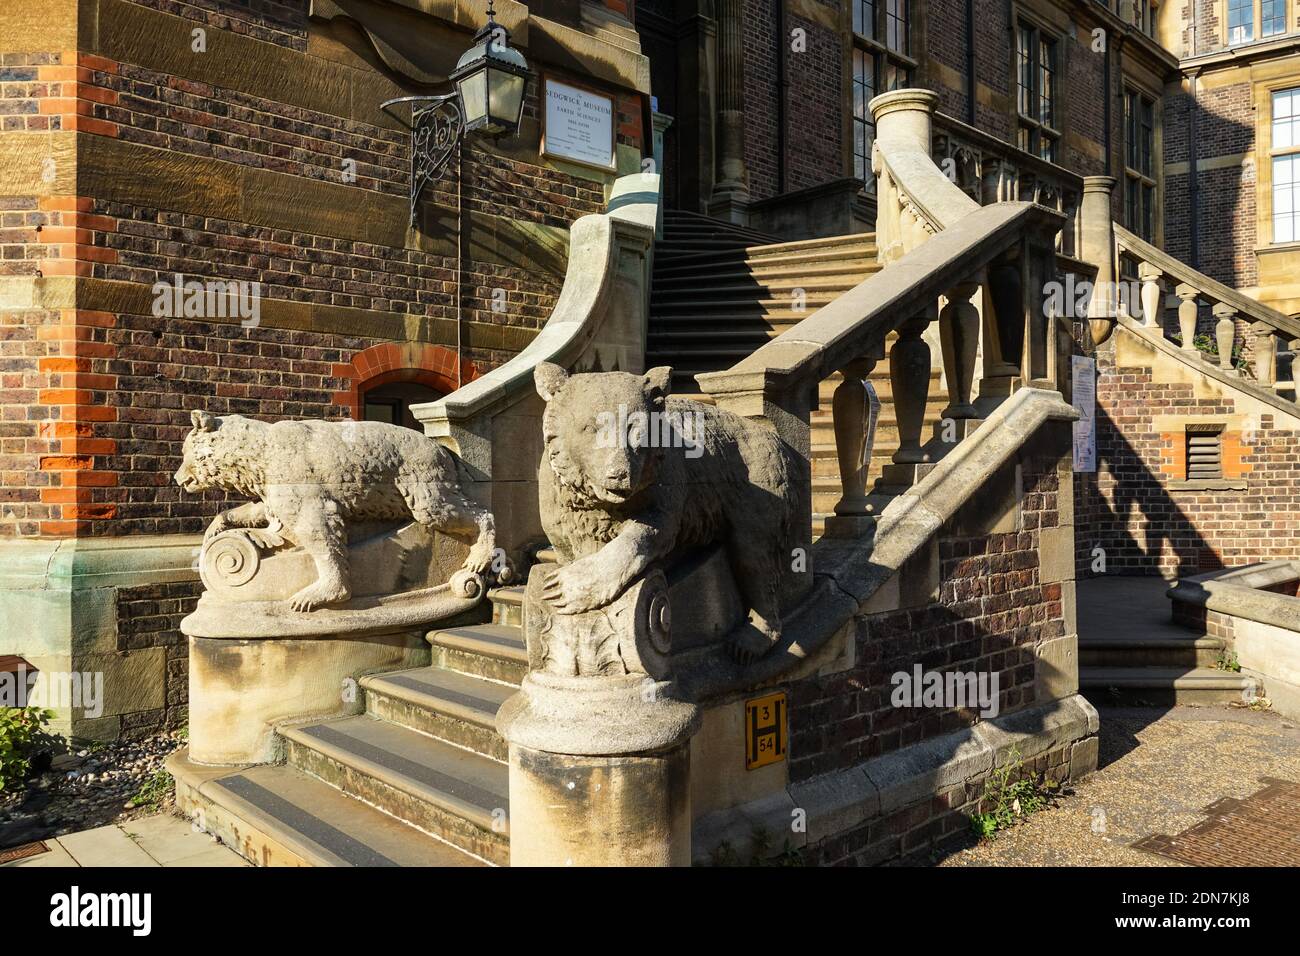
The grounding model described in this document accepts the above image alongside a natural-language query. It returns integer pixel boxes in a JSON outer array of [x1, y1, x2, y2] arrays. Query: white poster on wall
[[1072, 355, 1096, 473], [542, 78, 616, 170]]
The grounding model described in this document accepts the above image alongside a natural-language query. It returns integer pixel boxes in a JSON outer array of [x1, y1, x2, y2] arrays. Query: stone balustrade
[[932, 112, 1084, 262], [698, 201, 1068, 550], [1116, 225, 1300, 404]]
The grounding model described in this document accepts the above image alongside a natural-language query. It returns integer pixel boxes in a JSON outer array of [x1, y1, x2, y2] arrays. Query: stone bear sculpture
[[534, 362, 798, 663], [175, 410, 497, 612]]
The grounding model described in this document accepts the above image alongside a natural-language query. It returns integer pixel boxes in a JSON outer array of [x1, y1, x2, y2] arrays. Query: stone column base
[[498, 671, 700, 866]]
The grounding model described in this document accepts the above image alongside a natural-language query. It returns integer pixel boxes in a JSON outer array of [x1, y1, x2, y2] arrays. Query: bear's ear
[[534, 362, 569, 402], [644, 366, 673, 403], [191, 410, 216, 432]]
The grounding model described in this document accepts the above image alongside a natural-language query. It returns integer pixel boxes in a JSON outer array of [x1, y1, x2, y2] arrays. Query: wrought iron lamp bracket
[[381, 93, 464, 227]]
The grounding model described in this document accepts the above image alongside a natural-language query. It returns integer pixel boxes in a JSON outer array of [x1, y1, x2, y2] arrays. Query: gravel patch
[[932, 704, 1300, 866], [0, 729, 186, 851]]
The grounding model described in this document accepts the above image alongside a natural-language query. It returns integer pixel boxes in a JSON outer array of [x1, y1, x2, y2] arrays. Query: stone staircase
[[192, 581, 534, 866], [649, 211, 949, 534], [1077, 577, 1259, 707]]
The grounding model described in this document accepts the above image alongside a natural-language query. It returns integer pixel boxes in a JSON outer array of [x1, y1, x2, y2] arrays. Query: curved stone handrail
[[870, 89, 981, 262], [1116, 224, 1300, 341], [411, 173, 659, 551], [414, 172, 660, 470]]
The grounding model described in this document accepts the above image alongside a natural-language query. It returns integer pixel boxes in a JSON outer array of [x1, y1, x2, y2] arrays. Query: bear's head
[[535, 362, 672, 508], [175, 410, 262, 496]]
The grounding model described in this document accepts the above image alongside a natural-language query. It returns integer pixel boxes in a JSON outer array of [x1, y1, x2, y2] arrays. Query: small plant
[[128, 768, 175, 810], [1214, 650, 1242, 673], [969, 747, 1059, 839], [0, 706, 55, 792], [1170, 331, 1250, 372], [709, 825, 805, 866]]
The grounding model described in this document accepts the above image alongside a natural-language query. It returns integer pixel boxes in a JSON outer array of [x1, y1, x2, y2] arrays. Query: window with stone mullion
[[1016, 22, 1059, 163], [1124, 90, 1157, 242], [1271, 87, 1300, 243], [850, 0, 912, 187]]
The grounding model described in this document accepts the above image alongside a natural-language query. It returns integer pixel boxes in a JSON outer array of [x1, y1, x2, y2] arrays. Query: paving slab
[[57, 824, 159, 867]]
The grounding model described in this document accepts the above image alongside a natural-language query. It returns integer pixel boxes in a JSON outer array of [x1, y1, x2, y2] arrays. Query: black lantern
[[380, 1, 531, 226], [450, 2, 531, 138]]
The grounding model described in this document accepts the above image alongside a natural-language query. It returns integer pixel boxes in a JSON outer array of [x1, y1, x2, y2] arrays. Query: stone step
[[653, 274, 866, 295], [746, 231, 877, 257], [361, 666, 514, 762], [810, 446, 894, 477], [489, 585, 525, 628], [646, 309, 839, 328], [1078, 633, 1226, 668], [429, 623, 529, 685], [191, 761, 484, 867], [654, 239, 763, 255], [653, 257, 878, 281], [1079, 666, 1261, 706], [659, 226, 776, 245], [648, 295, 840, 313], [282, 714, 510, 865]]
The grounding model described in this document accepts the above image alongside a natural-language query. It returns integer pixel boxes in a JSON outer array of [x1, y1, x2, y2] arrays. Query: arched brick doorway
[[331, 343, 476, 430]]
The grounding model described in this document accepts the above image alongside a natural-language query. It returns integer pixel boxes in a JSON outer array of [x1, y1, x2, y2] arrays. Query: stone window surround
[[1123, 86, 1159, 241], [1224, 0, 1291, 46], [1267, 82, 1300, 244]]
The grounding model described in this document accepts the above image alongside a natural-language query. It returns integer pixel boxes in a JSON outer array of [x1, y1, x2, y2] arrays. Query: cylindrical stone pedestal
[[497, 671, 701, 866]]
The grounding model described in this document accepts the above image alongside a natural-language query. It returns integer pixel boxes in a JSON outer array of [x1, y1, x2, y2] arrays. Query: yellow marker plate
[[745, 692, 787, 770]]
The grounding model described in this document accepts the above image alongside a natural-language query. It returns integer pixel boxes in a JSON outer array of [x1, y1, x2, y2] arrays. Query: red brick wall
[[787, 451, 1065, 783], [784, 12, 843, 192], [1075, 353, 1300, 577], [122, 0, 310, 50], [741, 0, 844, 199], [743, 0, 780, 200], [1162, 81, 1257, 289], [0, 5, 638, 540], [786, 444, 1080, 864]]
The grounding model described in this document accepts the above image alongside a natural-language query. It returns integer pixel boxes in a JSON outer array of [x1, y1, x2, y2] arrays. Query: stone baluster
[[1080, 176, 1118, 346], [891, 313, 933, 464], [831, 357, 881, 519], [1138, 262, 1163, 328], [1252, 322, 1278, 387], [1212, 303, 1238, 372], [939, 283, 980, 419], [1176, 283, 1200, 351]]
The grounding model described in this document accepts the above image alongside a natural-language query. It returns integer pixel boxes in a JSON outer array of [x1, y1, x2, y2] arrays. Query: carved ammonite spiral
[[200, 532, 261, 590], [449, 568, 487, 602], [647, 590, 672, 655]]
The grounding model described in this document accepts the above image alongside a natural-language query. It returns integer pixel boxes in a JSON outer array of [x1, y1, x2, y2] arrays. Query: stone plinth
[[497, 672, 700, 866]]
